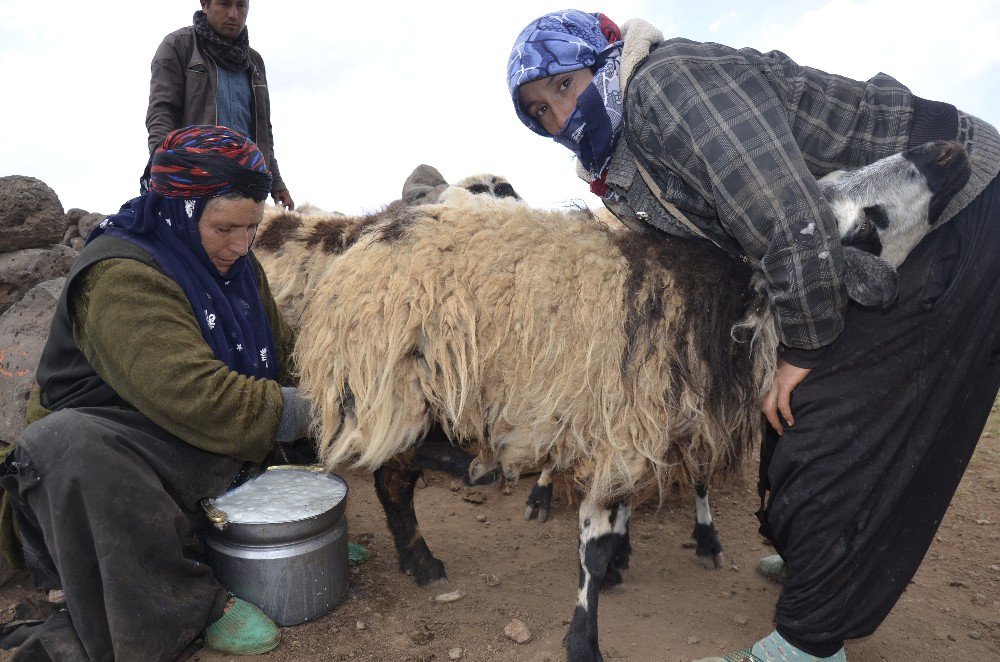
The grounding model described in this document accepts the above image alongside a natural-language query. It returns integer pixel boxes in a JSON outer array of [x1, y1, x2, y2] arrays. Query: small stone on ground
[[504, 618, 532, 644]]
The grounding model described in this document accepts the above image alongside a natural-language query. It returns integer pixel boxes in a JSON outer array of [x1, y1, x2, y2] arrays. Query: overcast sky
[[1, 0, 998, 216]]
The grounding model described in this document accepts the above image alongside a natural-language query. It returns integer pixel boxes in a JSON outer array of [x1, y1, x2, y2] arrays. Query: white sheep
[[295, 141, 968, 662]]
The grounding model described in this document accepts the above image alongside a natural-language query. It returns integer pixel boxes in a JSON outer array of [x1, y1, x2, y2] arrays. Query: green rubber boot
[[204, 597, 280, 655], [756, 553, 789, 584]]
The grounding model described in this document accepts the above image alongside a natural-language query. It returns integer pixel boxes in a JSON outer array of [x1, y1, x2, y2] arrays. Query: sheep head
[[401, 166, 523, 205], [820, 140, 970, 307], [821, 140, 971, 269]]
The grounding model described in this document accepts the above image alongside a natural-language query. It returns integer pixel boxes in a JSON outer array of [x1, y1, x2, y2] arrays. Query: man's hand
[[273, 189, 295, 210], [763, 360, 812, 435]]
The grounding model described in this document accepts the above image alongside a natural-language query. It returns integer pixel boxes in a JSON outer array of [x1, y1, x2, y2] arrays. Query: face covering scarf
[[508, 10, 624, 181]]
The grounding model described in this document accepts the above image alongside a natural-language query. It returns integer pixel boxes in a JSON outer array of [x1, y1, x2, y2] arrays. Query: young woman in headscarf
[[0, 126, 311, 660], [508, 10, 1000, 662]]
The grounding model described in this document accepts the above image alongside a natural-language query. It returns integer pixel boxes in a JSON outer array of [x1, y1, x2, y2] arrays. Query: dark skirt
[[0, 407, 244, 662], [758, 175, 1000, 655]]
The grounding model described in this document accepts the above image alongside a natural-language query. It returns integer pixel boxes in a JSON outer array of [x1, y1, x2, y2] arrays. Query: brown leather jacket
[[145, 26, 286, 193]]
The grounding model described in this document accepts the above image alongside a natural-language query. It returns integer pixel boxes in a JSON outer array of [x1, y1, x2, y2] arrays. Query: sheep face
[[821, 140, 970, 269], [452, 174, 522, 200]]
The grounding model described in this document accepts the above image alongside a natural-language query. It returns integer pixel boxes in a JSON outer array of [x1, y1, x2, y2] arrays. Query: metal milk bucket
[[203, 465, 350, 626]]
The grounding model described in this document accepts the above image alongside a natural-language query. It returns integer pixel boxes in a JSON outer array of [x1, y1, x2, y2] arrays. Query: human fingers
[[763, 386, 784, 435], [777, 382, 795, 428]]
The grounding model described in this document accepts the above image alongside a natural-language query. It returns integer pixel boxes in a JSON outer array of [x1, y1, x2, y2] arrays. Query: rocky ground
[[7, 405, 990, 661]]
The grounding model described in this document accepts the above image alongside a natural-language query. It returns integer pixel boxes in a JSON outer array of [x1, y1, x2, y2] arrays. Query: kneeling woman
[[0, 126, 311, 660]]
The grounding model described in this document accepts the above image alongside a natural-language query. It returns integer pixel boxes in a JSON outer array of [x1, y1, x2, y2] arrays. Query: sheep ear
[[842, 246, 899, 308], [402, 164, 448, 203]]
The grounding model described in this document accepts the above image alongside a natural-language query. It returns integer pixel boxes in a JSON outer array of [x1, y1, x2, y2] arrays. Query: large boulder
[[78, 212, 106, 240], [65, 207, 88, 227], [0, 278, 63, 445], [0, 176, 66, 252], [0, 245, 77, 315], [62, 224, 80, 245]]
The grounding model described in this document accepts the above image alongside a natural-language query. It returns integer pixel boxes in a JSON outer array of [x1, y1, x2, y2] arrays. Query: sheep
[[294, 140, 969, 661], [503, 139, 972, 546]]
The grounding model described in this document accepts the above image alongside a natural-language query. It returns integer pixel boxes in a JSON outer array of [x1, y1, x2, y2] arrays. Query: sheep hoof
[[524, 483, 553, 524], [696, 552, 724, 569], [428, 578, 454, 594], [467, 457, 495, 485]]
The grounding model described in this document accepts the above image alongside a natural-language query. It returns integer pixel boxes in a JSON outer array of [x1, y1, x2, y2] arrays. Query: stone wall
[[0, 176, 105, 443]]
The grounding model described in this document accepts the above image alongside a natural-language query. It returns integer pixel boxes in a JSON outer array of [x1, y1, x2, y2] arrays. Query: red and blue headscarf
[[508, 10, 623, 180], [91, 126, 278, 380]]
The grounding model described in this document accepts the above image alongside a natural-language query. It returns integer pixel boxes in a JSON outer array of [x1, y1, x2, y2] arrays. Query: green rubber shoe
[[693, 649, 765, 662], [204, 597, 280, 655], [756, 553, 789, 584], [348, 541, 371, 564]]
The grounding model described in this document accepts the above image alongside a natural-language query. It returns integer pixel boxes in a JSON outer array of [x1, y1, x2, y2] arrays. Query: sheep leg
[[600, 506, 632, 589], [524, 466, 554, 523], [564, 500, 630, 662], [691, 483, 724, 569], [373, 454, 446, 586]]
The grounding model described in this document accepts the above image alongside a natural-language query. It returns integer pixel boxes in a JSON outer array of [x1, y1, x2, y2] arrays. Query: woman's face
[[518, 68, 595, 136], [198, 196, 265, 275]]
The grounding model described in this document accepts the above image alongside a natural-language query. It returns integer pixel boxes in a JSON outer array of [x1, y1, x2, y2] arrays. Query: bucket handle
[[200, 498, 229, 529]]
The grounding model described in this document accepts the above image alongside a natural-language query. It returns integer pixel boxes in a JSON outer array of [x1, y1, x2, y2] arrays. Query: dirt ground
[[1, 402, 997, 662]]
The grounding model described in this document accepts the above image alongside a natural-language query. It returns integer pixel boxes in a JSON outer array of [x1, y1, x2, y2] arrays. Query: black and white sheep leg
[[564, 500, 631, 662], [524, 467, 554, 523], [373, 458, 447, 586], [691, 483, 724, 569], [600, 505, 631, 589]]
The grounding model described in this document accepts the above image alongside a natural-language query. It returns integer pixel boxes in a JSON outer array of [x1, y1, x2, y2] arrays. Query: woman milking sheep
[[0, 126, 314, 660]]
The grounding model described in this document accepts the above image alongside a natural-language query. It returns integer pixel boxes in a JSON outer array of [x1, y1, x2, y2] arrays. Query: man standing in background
[[147, 0, 295, 210]]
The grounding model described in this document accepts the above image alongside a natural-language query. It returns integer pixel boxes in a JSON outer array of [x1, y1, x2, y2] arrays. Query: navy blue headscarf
[[90, 126, 277, 380], [508, 10, 624, 180]]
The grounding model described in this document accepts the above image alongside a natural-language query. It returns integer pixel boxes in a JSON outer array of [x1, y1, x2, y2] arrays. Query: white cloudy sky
[[1, 0, 998, 215]]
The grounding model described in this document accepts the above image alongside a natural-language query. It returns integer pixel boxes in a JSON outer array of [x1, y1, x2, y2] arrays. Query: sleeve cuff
[[779, 345, 829, 369]]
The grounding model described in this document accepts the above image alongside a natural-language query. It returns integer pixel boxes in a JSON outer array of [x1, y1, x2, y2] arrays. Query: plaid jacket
[[617, 38, 914, 352]]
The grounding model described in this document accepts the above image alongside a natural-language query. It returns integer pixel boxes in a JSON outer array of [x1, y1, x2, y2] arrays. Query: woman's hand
[[763, 360, 812, 434]]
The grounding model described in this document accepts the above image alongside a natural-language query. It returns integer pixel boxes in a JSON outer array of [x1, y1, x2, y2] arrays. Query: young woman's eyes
[[558, 76, 572, 92], [534, 104, 549, 118]]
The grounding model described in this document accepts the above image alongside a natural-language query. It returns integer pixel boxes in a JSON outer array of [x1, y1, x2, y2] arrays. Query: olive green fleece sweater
[[26, 255, 297, 463], [1, 254, 296, 568]]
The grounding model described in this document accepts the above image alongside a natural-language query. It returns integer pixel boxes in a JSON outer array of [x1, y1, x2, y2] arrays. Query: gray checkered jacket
[[611, 38, 922, 353]]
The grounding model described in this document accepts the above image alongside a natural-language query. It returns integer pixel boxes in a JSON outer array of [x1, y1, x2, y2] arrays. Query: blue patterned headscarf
[[90, 126, 278, 381], [508, 10, 623, 178]]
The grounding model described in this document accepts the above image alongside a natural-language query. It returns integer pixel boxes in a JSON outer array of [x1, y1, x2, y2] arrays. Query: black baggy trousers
[[759, 175, 1000, 655], [0, 407, 243, 662]]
